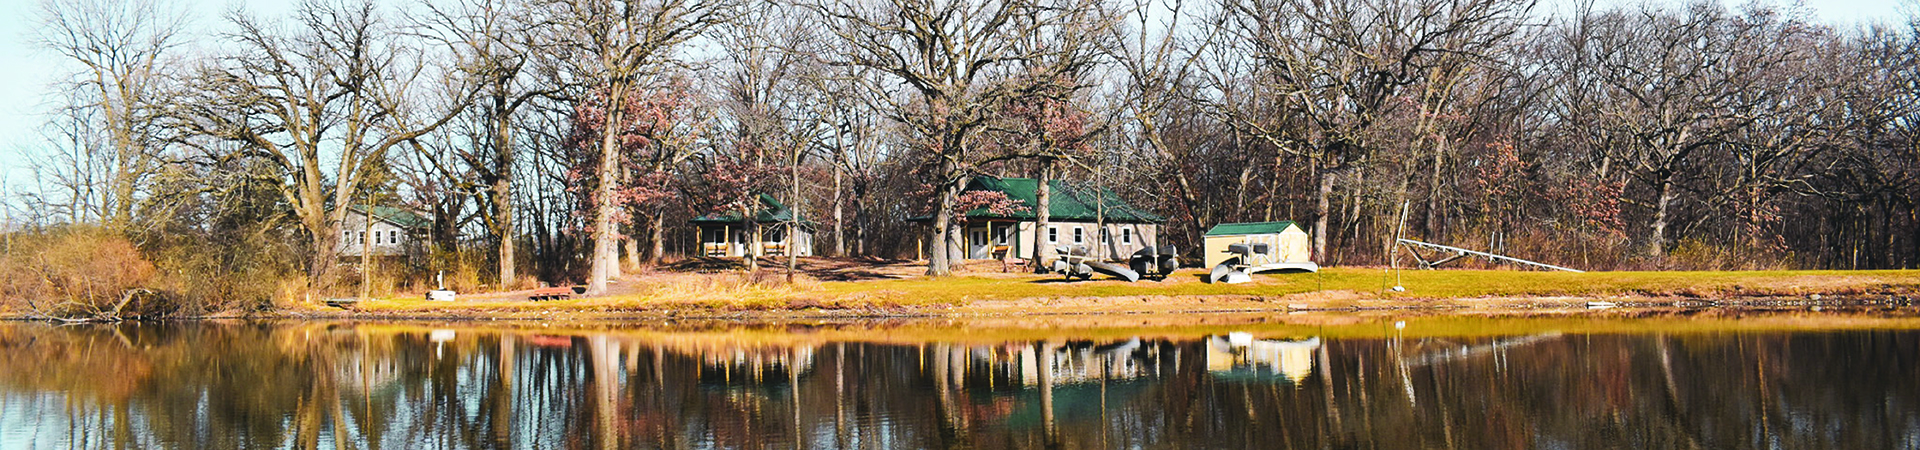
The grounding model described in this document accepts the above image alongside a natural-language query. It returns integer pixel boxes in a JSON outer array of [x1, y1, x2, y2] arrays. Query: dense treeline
[[3, 0, 1917, 309]]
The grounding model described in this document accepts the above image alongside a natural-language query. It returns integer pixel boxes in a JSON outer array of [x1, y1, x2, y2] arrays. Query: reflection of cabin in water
[[691, 194, 815, 258], [915, 176, 1166, 261]]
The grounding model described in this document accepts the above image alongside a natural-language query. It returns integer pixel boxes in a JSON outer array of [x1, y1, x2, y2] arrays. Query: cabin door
[[968, 226, 991, 259]]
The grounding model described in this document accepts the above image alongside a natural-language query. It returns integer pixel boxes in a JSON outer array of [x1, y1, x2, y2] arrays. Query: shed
[[1202, 221, 1312, 268]]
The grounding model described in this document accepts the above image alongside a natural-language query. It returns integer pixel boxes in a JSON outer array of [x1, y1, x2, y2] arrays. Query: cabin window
[[357, 231, 365, 245], [995, 225, 1008, 245], [1048, 226, 1058, 243], [1099, 228, 1110, 244], [344, 231, 351, 243], [1123, 228, 1133, 244], [1073, 227, 1084, 244], [390, 230, 399, 244]]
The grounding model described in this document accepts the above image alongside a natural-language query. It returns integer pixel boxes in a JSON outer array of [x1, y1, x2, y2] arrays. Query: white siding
[[993, 220, 1161, 261], [339, 210, 411, 257]]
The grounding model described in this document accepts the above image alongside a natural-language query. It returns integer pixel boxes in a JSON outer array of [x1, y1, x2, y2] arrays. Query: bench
[[527, 286, 579, 301]]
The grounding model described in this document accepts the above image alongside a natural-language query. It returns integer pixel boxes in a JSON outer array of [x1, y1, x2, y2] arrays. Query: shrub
[[0, 228, 162, 319]]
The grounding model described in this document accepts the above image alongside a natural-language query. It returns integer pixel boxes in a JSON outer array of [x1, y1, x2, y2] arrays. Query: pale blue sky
[[0, 0, 1911, 196]]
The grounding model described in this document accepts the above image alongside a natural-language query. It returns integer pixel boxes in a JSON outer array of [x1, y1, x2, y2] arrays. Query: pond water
[[3, 312, 1920, 449]]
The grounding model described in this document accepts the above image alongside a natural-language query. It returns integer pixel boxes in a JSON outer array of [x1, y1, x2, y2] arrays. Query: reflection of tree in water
[[4, 323, 1920, 448]]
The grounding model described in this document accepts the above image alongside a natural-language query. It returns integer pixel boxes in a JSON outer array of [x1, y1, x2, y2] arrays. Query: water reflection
[[3, 318, 1920, 449]]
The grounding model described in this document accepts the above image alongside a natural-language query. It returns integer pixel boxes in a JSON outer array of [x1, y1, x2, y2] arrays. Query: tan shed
[[1203, 221, 1312, 268]]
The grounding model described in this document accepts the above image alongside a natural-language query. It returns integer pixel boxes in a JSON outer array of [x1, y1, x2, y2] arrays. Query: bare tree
[[1204, 0, 1534, 263], [807, 0, 1112, 276], [1566, 2, 1820, 257], [1108, 0, 1219, 253], [34, 0, 189, 231], [414, 0, 560, 288], [172, 0, 470, 291]]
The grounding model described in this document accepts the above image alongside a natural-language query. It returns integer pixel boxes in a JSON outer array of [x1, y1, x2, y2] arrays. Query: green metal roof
[[351, 205, 431, 229], [947, 176, 1165, 223], [1204, 221, 1301, 236], [690, 193, 809, 225]]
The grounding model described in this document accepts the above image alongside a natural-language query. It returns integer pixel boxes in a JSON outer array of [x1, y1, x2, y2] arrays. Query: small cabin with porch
[[916, 176, 1166, 262], [338, 205, 429, 258], [692, 194, 815, 258], [1203, 221, 1312, 268]]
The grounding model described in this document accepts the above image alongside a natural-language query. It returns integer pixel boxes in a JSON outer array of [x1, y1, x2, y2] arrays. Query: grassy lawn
[[342, 267, 1920, 315], [815, 267, 1920, 304]]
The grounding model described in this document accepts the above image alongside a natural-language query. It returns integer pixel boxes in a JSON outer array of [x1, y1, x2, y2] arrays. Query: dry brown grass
[[332, 260, 1920, 319]]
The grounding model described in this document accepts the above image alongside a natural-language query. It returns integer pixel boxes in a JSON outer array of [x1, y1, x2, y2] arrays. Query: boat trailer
[[1394, 238, 1583, 272], [1207, 242, 1320, 284]]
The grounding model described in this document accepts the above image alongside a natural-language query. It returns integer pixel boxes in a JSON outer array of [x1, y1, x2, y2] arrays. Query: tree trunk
[[1172, 170, 1206, 253], [855, 184, 869, 257], [833, 167, 845, 258], [1424, 139, 1446, 239], [928, 179, 957, 276], [1648, 177, 1675, 259], [1313, 162, 1333, 264], [742, 211, 759, 272], [494, 187, 515, 288], [492, 96, 518, 288], [306, 214, 342, 295], [1234, 164, 1255, 217], [648, 213, 665, 265], [1032, 161, 1053, 271], [360, 206, 374, 300], [624, 232, 641, 271], [585, 87, 625, 296], [788, 147, 802, 284]]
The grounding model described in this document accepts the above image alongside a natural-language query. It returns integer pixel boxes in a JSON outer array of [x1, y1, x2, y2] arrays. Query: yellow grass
[[345, 267, 1920, 316], [812, 267, 1920, 304]]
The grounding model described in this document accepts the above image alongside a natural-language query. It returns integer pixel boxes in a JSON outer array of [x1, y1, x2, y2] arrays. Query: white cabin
[[338, 205, 428, 257], [922, 176, 1167, 262]]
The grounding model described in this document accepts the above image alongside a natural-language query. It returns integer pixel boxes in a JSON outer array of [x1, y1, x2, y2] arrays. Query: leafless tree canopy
[[7, 0, 1920, 303]]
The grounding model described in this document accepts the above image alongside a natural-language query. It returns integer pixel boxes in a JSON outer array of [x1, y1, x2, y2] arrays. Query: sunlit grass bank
[[307, 308, 1920, 345], [819, 268, 1920, 302], [337, 268, 1920, 317]]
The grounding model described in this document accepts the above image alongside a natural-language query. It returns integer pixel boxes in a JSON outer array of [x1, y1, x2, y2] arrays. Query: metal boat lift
[[1395, 238, 1583, 273]]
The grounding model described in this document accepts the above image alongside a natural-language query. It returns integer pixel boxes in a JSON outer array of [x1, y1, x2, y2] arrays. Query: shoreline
[[7, 267, 1919, 322], [215, 292, 1920, 322]]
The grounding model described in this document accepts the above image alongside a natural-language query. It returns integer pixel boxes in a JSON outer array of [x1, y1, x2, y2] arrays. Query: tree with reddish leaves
[[1474, 140, 1530, 233], [561, 83, 699, 276], [547, 0, 732, 295], [689, 140, 782, 271], [996, 76, 1100, 270]]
